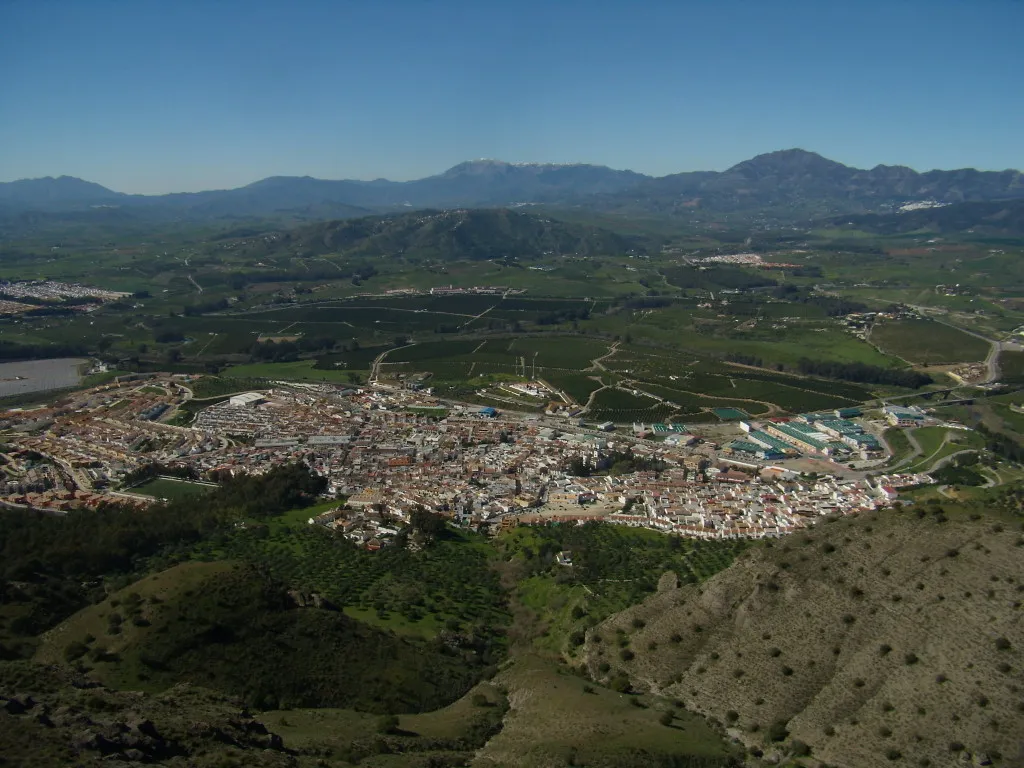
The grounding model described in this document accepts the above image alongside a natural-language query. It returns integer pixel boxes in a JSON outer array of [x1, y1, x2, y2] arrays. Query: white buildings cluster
[[0, 376, 926, 534], [0, 280, 128, 303]]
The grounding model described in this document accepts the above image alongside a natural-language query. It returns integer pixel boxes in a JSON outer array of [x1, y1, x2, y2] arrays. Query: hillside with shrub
[[36, 562, 489, 713], [581, 505, 1024, 767]]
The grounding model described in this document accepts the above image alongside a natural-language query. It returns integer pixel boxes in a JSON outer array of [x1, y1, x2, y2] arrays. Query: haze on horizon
[[1, 0, 1021, 195]]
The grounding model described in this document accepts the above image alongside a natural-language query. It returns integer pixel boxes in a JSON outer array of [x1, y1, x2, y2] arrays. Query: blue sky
[[1, 0, 1021, 193]]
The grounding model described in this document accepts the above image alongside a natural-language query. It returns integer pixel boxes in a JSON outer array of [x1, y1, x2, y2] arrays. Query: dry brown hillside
[[581, 508, 1024, 768]]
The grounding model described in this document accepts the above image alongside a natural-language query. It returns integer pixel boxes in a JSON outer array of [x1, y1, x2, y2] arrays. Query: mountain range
[[2, 150, 1022, 221]]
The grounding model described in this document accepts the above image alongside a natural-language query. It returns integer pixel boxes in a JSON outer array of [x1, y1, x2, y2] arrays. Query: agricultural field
[[542, 372, 604, 405], [997, 349, 1024, 384], [378, 337, 614, 386], [8, 216, 1017, 436], [585, 387, 676, 423], [221, 359, 366, 383], [603, 347, 870, 416], [187, 376, 270, 399], [634, 382, 769, 417], [988, 401, 1024, 435], [871, 319, 989, 364]]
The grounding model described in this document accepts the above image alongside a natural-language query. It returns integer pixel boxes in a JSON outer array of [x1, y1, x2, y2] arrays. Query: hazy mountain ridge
[[594, 149, 1024, 216], [3, 151, 1021, 226], [0, 161, 647, 218]]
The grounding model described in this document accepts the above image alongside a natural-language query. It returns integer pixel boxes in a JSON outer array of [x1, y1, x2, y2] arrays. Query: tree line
[[723, 351, 931, 389], [796, 358, 933, 389], [0, 463, 326, 584], [0, 340, 89, 361], [248, 336, 339, 363]]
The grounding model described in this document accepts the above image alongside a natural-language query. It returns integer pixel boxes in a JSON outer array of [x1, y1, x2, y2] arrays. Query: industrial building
[[229, 392, 265, 408], [883, 405, 926, 427]]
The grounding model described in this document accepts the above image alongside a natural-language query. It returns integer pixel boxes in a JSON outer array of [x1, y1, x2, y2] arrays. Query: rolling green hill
[[263, 207, 644, 262], [37, 561, 490, 714], [830, 199, 1024, 237]]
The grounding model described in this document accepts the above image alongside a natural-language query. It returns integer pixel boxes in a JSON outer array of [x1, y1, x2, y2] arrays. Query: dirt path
[[191, 334, 218, 359], [459, 303, 498, 330], [925, 448, 979, 475], [582, 384, 609, 413], [589, 341, 620, 372], [902, 430, 957, 474]]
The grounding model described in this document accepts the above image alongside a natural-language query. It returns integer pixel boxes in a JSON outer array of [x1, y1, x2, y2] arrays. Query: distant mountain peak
[[2, 150, 1021, 228], [726, 148, 850, 177], [0, 175, 121, 205], [439, 159, 613, 179]]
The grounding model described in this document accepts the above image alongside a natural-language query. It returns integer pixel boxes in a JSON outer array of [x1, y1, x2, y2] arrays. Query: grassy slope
[[904, 427, 985, 473], [34, 560, 233, 675], [475, 655, 734, 768], [258, 680, 509, 766], [882, 427, 913, 465], [581, 507, 1024, 768]]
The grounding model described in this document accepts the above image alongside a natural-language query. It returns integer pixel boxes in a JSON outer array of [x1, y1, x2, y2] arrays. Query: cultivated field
[[871, 319, 989, 364]]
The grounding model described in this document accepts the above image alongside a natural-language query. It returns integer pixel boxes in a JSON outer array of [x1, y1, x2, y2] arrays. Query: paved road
[[927, 448, 981, 474], [887, 428, 925, 471], [369, 342, 417, 383], [589, 341, 620, 372]]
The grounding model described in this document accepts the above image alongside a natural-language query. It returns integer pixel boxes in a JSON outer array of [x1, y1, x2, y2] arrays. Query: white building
[[229, 392, 265, 408]]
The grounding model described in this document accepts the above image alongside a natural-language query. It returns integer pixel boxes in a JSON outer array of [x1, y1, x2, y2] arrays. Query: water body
[[0, 358, 89, 397]]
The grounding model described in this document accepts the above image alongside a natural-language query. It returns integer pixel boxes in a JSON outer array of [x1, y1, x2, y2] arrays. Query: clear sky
[[1, 0, 1021, 193]]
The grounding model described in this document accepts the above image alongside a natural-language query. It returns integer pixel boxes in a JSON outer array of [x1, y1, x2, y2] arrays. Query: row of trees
[[248, 336, 339, 363], [795, 357, 933, 389], [223, 262, 378, 291], [975, 422, 1024, 463], [0, 340, 88, 361], [120, 462, 199, 488]]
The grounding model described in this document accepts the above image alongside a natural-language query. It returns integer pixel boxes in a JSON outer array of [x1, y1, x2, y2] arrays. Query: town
[[0, 373, 933, 544]]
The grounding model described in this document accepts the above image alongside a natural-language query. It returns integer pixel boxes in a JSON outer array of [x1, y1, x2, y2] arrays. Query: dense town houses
[[0, 376, 927, 537]]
